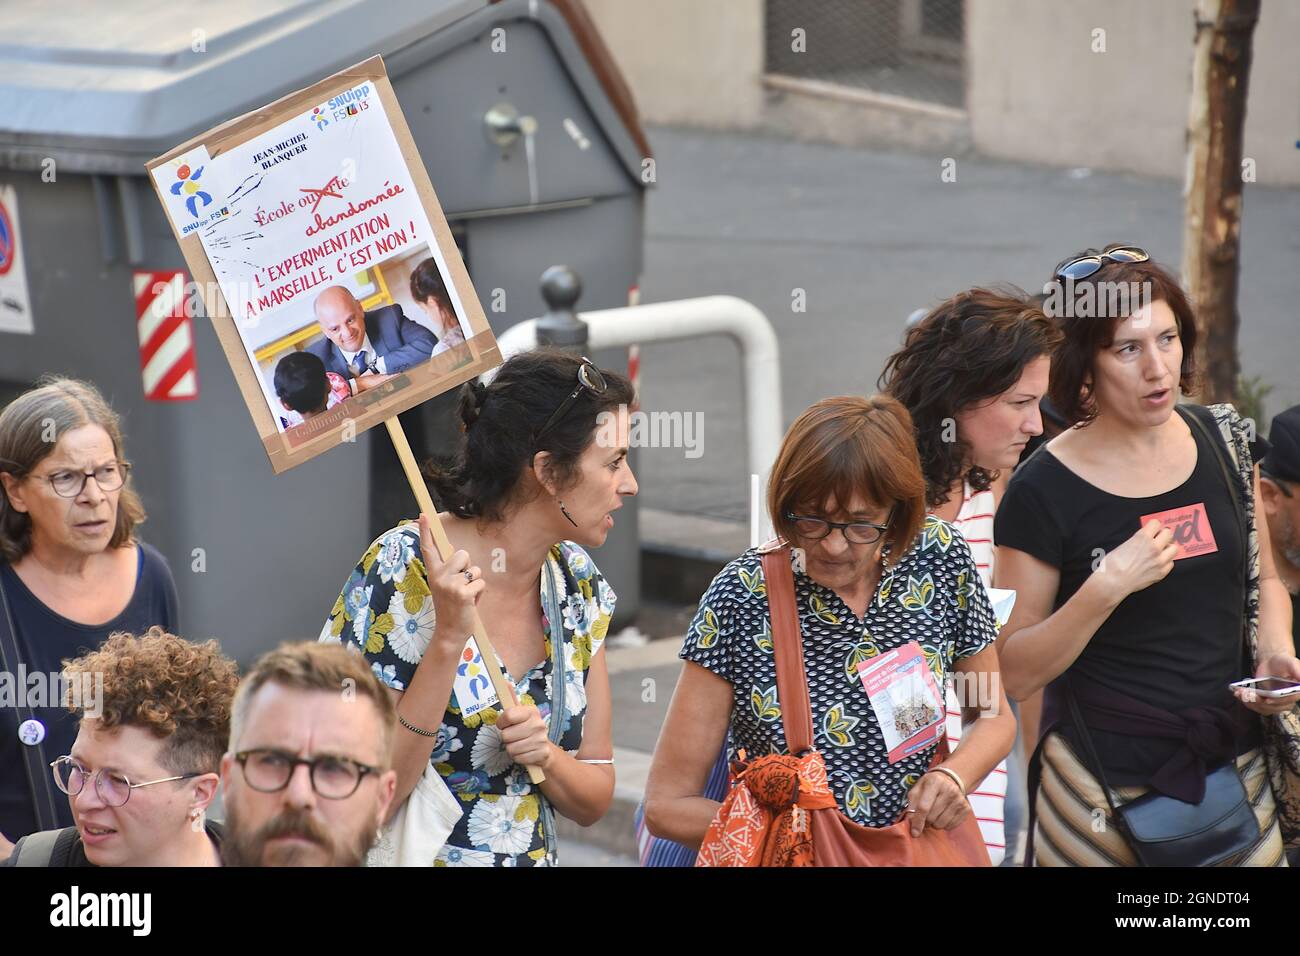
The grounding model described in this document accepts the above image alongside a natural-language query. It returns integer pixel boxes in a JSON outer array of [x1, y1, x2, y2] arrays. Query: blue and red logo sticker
[[168, 163, 212, 219], [0, 196, 15, 276]]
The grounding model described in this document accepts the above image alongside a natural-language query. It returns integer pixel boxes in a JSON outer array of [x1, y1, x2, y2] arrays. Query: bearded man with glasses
[[220, 642, 402, 867]]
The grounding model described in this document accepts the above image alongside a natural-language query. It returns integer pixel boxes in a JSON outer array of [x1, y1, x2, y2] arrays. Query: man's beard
[[221, 801, 376, 867], [1276, 512, 1300, 579]]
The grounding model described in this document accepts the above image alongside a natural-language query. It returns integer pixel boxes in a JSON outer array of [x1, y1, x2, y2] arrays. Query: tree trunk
[[1180, 0, 1260, 405]]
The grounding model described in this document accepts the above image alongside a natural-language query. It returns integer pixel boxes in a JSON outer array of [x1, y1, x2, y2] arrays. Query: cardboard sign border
[[145, 55, 500, 474]]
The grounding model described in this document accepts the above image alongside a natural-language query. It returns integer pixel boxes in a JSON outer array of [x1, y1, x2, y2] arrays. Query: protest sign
[[147, 56, 542, 782], [147, 55, 498, 473]]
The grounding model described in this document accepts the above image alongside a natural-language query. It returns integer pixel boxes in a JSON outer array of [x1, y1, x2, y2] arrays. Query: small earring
[[557, 499, 578, 528]]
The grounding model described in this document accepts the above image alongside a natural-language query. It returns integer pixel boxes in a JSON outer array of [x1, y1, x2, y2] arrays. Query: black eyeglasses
[[784, 507, 894, 545], [535, 358, 607, 445], [34, 461, 131, 499], [51, 755, 202, 807], [234, 749, 378, 800], [1055, 246, 1149, 282]]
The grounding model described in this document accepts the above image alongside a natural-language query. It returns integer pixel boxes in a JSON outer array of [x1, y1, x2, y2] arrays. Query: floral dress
[[318, 522, 615, 866], [680, 515, 998, 828]]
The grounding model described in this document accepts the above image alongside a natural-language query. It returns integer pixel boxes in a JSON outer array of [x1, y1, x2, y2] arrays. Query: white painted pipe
[[490, 295, 783, 480]]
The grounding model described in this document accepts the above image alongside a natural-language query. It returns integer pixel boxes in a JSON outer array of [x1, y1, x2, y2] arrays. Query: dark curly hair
[[424, 349, 635, 523], [62, 627, 239, 776], [879, 287, 1061, 507], [1044, 243, 1199, 427]]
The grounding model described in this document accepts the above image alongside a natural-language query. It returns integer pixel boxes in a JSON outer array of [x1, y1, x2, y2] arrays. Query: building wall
[[581, 0, 765, 129], [967, 0, 1300, 186]]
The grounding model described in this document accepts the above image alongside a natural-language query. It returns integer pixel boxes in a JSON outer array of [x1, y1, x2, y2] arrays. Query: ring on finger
[[464, 569, 474, 582]]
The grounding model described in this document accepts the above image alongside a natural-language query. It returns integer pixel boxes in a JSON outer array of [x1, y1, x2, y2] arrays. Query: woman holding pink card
[[645, 395, 1015, 865], [996, 245, 1300, 867]]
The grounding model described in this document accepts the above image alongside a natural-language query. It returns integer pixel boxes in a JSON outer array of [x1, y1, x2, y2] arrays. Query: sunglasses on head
[[534, 358, 608, 446], [1055, 246, 1149, 282]]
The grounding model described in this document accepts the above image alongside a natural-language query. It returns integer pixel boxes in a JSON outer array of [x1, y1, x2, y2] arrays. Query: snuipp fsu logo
[[310, 106, 330, 130], [169, 162, 212, 218], [327, 84, 372, 121]]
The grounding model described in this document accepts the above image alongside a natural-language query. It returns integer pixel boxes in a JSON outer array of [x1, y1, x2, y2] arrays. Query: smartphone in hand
[[1230, 677, 1300, 698]]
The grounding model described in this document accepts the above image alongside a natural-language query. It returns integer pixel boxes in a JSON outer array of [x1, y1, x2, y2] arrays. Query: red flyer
[[857, 641, 945, 764], [1139, 502, 1218, 560]]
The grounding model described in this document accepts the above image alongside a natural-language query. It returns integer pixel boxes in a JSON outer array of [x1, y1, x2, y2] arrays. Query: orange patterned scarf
[[696, 749, 839, 867]]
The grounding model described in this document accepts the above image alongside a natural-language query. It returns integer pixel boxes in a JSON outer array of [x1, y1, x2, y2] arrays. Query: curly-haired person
[[2, 627, 238, 867]]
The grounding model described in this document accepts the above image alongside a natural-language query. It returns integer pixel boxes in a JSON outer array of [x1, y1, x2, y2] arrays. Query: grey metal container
[[0, 0, 648, 662]]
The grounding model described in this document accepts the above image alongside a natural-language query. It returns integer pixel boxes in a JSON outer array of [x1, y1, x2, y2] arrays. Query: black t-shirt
[[1292, 590, 1300, 647], [995, 405, 1252, 783], [0, 542, 179, 842]]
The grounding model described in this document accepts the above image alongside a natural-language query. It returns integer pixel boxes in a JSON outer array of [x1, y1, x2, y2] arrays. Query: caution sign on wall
[[134, 270, 199, 401], [0, 184, 34, 335]]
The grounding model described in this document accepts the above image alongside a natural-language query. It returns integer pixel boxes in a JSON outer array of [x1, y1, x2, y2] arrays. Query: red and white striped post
[[134, 270, 199, 401]]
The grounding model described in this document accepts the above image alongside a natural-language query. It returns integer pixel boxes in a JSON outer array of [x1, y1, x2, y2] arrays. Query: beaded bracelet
[[397, 711, 439, 738]]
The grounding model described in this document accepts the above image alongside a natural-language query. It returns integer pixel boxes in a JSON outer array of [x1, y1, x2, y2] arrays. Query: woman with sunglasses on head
[[644, 395, 1015, 864], [319, 349, 638, 866], [880, 287, 1061, 865], [0, 379, 179, 861], [995, 244, 1300, 866], [2, 628, 235, 867]]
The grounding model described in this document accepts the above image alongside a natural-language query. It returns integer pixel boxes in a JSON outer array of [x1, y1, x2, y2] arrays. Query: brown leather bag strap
[[760, 546, 816, 755]]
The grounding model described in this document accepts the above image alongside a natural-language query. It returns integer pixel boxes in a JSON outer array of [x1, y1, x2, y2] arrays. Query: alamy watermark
[[1042, 276, 1155, 322], [1, 667, 103, 718], [596, 406, 704, 459]]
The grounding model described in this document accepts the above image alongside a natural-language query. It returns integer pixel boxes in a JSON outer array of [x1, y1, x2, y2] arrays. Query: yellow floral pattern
[[319, 524, 615, 866]]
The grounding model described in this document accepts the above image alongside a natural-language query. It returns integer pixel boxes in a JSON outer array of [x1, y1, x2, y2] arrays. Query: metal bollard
[[536, 265, 588, 351], [534, 265, 641, 625]]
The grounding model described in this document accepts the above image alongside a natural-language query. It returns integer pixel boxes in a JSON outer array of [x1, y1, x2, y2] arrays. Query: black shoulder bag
[[1065, 689, 1258, 866], [1063, 405, 1260, 866], [0, 574, 62, 832]]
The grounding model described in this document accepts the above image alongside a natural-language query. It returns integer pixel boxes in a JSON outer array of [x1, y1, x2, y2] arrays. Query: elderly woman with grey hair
[[0, 378, 178, 857]]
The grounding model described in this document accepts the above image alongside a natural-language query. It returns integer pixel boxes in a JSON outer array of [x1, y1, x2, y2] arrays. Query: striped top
[[944, 478, 1004, 862], [952, 479, 996, 588]]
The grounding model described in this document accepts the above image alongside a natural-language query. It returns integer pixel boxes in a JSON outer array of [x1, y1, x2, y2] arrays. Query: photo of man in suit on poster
[[307, 285, 436, 395]]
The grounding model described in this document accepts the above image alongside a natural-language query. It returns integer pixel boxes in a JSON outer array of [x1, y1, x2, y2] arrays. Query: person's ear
[[375, 769, 397, 830], [1260, 477, 1282, 517], [0, 472, 29, 514], [192, 773, 220, 813], [532, 451, 558, 497], [219, 752, 235, 791]]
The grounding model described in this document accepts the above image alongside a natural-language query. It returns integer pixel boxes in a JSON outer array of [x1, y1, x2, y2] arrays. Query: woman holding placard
[[644, 395, 1015, 865], [320, 349, 637, 866]]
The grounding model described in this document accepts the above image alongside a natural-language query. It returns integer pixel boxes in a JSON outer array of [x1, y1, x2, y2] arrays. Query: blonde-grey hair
[[0, 377, 145, 563]]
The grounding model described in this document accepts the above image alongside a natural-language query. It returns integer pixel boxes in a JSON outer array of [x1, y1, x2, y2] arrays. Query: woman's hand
[[1091, 520, 1178, 604], [496, 687, 554, 771], [1233, 653, 1300, 716], [905, 768, 970, 836], [419, 513, 483, 654]]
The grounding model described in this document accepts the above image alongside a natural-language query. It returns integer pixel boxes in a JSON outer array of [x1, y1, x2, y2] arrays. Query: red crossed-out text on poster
[[134, 270, 199, 401]]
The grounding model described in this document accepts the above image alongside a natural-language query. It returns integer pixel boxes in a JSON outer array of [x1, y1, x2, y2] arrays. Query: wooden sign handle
[[384, 417, 546, 785]]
